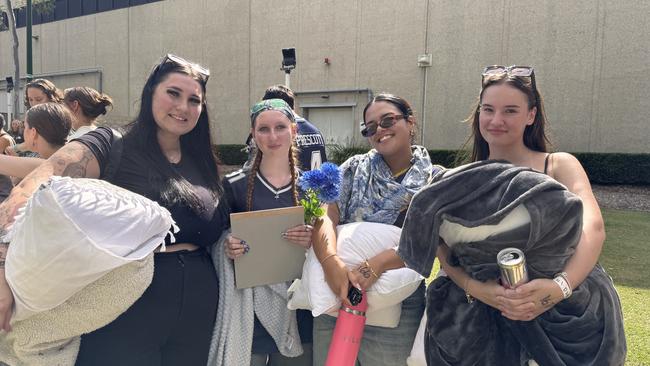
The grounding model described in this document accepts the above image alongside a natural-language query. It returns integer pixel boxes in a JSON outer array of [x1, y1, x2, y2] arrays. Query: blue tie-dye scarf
[[337, 145, 438, 225]]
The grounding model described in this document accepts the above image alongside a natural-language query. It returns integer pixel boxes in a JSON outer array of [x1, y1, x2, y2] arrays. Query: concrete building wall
[[1, 0, 648, 153]]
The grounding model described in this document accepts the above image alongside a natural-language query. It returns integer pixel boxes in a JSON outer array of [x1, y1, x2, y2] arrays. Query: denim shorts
[[312, 281, 425, 366]]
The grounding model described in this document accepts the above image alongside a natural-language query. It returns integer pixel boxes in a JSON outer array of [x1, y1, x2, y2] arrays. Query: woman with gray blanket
[[398, 66, 625, 365], [311, 94, 440, 365]]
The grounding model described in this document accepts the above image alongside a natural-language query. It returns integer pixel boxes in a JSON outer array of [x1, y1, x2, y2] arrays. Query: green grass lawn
[[425, 208, 650, 365], [599, 209, 650, 366]]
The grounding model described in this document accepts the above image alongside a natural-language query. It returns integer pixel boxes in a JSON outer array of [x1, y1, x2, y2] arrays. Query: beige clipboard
[[231, 206, 306, 289]]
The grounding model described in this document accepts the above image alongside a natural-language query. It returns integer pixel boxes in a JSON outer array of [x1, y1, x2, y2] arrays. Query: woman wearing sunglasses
[[406, 66, 624, 365], [0, 54, 226, 365], [311, 94, 439, 365]]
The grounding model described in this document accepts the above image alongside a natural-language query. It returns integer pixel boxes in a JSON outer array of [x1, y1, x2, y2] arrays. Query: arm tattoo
[[58, 144, 96, 178]]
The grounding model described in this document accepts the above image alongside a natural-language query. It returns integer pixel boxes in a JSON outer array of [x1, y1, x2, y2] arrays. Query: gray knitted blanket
[[207, 231, 303, 366], [398, 160, 626, 366]]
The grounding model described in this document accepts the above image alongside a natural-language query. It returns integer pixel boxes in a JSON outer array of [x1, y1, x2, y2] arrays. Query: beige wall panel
[[592, 1, 650, 153], [62, 16, 97, 70], [95, 9, 130, 123], [505, 0, 598, 152], [356, 0, 427, 137], [204, 0, 252, 144], [0, 31, 11, 75], [128, 2, 164, 116], [0, 27, 28, 76], [295, 0, 359, 91], [249, 1, 300, 101], [425, 1, 506, 151], [1, 0, 649, 152], [33, 21, 64, 74], [160, 0, 206, 61]]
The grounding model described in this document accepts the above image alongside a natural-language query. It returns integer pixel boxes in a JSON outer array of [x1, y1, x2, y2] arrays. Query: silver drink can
[[497, 248, 529, 288]]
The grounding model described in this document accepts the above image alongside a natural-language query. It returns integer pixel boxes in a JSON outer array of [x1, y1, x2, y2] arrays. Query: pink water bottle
[[325, 288, 368, 366]]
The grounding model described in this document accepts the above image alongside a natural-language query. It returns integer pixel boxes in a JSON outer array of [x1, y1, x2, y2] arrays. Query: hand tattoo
[[358, 266, 371, 279], [540, 295, 554, 308]]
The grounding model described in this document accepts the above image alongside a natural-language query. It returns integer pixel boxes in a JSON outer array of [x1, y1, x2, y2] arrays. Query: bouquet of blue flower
[[298, 162, 342, 224]]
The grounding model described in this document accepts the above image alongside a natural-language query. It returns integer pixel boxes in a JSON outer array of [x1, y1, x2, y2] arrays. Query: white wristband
[[553, 275, 572, 299]]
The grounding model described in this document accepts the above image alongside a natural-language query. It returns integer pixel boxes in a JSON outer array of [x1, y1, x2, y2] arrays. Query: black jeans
[[75, 248, 219, 366]]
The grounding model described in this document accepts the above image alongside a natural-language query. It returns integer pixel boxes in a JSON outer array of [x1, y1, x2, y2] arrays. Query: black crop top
[[74, 127, 227, 248]]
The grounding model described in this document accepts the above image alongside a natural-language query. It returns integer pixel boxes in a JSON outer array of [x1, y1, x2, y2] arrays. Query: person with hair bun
[[0, 87, 111, 179], [64, 87, 113, 140], [219, 99, 314, 366]]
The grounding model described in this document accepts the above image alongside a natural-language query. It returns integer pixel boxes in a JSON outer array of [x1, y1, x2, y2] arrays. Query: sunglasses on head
[[360, 114, 406, 137], [158, 54, 210, 84], [482, 65, 538, 105]]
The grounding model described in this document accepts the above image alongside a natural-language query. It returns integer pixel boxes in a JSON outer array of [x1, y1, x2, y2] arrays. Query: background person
[[0, 103, 72, 185], [8, 78, 64, 157], [311, 93, 439, 365], [245, 85, 327, 171], [20, 103, 71, 159], [0, 88, 114, 180], [0, 114, 15, 203], [63, 87, 114, 140]]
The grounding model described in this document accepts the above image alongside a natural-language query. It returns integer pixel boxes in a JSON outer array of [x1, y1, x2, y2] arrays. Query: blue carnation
[[299, 169, 326, 191], [320, 162, 342, 186], [318, 185, 340, 203], [299, 163, 342, 208]]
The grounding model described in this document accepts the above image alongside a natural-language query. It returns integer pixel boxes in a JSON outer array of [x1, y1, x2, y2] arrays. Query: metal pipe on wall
[[420, 0, 431, 147]]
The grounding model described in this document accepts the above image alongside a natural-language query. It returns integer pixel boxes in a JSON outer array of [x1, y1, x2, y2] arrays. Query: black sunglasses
[[482, 65, 538, 105], [361, 114, 406, 137], [158, 54, 210, 84]]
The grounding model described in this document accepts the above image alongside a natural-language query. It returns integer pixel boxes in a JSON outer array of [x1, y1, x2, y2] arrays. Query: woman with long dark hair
[[311, 93, 439, 365], [0, 54, 226, 365]]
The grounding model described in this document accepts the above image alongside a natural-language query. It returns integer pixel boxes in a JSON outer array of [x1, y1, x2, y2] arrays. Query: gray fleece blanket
[[207, 231, 303, 366], [398, 160, 626, 366]]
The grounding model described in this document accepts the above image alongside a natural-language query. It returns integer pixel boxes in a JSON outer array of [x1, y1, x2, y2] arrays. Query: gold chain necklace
[[392, 165, 411, 178]]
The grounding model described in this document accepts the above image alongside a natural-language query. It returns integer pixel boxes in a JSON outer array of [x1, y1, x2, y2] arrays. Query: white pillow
[[288, 222, 423, 326], [5, 176, 175, 320]]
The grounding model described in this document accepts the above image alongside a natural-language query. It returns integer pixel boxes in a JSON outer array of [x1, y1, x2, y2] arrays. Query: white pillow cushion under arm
[[5, 176, 175, 320], [288, 222, 423, 326]]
